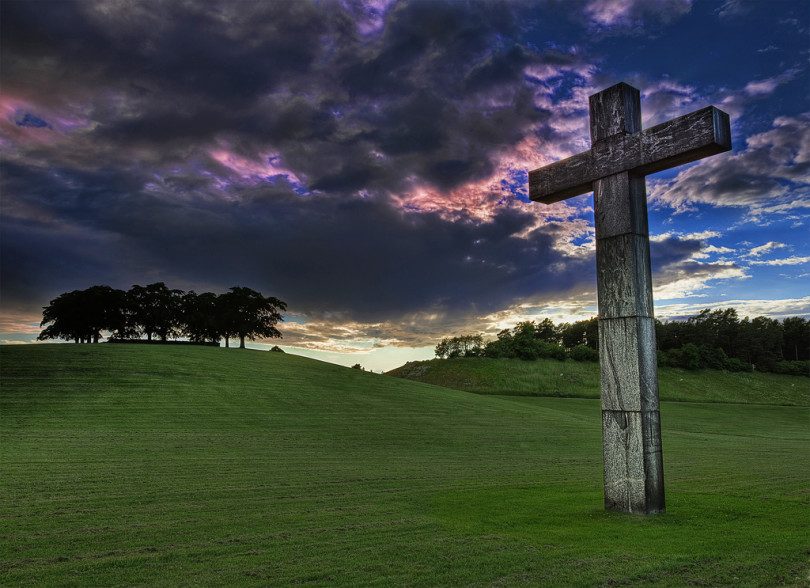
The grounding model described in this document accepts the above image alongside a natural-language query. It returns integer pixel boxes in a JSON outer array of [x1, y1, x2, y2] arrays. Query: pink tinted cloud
[[209, 147, 306, 189], [0, 94, 94, 149]]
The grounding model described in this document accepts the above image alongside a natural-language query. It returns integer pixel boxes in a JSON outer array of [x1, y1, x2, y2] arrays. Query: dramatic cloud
[[1, 0, 808, 359], [650, 113, 810, 214]]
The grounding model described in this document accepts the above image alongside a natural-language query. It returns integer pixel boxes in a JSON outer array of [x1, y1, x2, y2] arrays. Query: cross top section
[[529, 82, 731, 204]]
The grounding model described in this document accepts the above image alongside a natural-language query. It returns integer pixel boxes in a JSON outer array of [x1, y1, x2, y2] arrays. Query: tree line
[[434, 308, 810, 376], [38, 283, 286, 349]]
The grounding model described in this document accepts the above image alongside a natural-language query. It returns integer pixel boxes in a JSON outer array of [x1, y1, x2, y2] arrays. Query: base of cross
[[529, 81, 731, 515], [602, 408, 664, 514]]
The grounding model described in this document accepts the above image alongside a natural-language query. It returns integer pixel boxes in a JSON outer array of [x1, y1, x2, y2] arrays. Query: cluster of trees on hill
[[38, 283, 286, 349], [435, 309, 810, 376], [435, 319, 598, 363]]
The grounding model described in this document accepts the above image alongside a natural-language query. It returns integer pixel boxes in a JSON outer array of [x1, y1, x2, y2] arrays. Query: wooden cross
[[529, 82, 731, 514]]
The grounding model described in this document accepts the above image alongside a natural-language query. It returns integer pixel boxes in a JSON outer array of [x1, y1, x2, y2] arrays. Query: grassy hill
[[2, 344, 808, 585], [388, 357, 810, 406]]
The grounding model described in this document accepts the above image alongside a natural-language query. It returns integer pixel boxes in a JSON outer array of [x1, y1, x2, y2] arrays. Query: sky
[[1, 0, 808, 371]]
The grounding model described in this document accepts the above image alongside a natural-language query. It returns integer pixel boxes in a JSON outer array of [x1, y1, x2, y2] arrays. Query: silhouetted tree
[[181, 291, 220, 343], [214, 293, 237, 348], [38, 290, 86, 343], [128, 283, 184, 342], [217, 287, 286, 349], [84, 285, 129, 342], [38, 286, 127, 343], [435, 334, 483, 358]]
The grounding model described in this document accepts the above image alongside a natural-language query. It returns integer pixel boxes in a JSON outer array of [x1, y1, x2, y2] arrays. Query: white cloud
[[748, 255, 810, 266], [743, 241, 787, 258], [653, 261, 749, 299], [657, 296, 810, 320], [651, 230, 721, 242], [744, 68, 800, 97], [584, 0, 693, 29], [716, 0, 752, 18]]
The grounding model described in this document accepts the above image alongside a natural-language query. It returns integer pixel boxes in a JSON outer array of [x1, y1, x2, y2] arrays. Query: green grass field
[[388, 357, 810, 406], [2, 345, 809, 586]]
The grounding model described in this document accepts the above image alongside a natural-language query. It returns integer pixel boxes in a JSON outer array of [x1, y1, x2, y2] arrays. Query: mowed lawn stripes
[[1, 345, 808, 585]]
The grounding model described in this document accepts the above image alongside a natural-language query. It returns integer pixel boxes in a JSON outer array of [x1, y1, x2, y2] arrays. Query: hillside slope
[[387, 357, 810, 405], [2, 345, 808, 585]]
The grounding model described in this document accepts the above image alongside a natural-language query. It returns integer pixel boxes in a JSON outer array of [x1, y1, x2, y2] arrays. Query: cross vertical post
[[590, 84, 663, 514], [527, 81, 731, 515]]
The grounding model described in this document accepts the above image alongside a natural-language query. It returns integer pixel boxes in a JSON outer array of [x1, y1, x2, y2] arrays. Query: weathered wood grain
[[589, 82, 641, 143], [526, 81, 729, 515], [528, 106, 731, 203], [598, 316, 658, 411], [640, 409, 665, 513], [596, 234, 653, 318], [602, 409, 665, 514], [594, 172, 648, 239], [602, 410, 645, 513]]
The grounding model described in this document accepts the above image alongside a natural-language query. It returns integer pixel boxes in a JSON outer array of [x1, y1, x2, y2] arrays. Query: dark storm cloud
[[2, 0, 559, 189], [0, 154, 585, 319], [2, 153, 709, 329], [2, 0, 710, 337]]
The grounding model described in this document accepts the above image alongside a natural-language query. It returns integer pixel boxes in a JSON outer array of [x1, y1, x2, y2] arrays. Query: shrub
[[569, 344, 598, 362], [698, 345, 728, 370], [680, 343, 702, 370], [536, 342, 567, 361], [773, 360, 810, 377], [269, 345, 285, 353], [723, 357, 749, 372]]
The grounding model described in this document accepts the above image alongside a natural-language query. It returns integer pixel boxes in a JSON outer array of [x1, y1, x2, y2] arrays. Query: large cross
[[529, 82, 731, 514]]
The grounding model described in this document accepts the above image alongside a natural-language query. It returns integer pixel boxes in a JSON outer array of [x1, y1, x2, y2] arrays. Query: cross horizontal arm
[[529, 106, 731, 204]]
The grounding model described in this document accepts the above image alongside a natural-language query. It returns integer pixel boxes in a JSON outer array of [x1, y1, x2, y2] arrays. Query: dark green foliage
[[773, 360, 810, 377], [482, 320, 569, 361], [656, 310, 809, 375], [478, 318, 601, 362], [569, 344, 598, 362], [722, 357, 750, 372], [782, 316, 810, 361], [483, 330, 516, 358], [269, 345, 285, 353], [442, 309, 809, 376], [435, 334, 483, 358]]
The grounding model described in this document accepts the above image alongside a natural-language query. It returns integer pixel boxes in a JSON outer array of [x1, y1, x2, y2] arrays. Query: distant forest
[[38, 283, 286, 349], [435, 309, 810, 377]]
